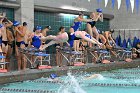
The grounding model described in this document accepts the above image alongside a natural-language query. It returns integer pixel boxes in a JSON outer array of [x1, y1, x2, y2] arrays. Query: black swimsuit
[[2, 41, 8, 46], [87, 21, 96, 28], [16, 41, 25, 47]]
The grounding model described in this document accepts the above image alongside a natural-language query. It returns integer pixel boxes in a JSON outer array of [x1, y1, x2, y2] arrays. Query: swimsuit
[[0, 37, 2, 45], [68, 33, 91, 47], [71, 22, 82, 31], [87, 21, 96, 28], [2, 41, 8, 46], [32, 35, 41, 49], [16, 41, 25, 47]]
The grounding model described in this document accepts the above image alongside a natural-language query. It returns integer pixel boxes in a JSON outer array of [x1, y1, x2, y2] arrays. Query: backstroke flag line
[[95, 0, 139, 13]]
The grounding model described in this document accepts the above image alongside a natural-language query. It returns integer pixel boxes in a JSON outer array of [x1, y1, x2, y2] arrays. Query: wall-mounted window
[[0, 7, 14, 21], [35, 11, 87, 35], [35, 11, 110, 35]]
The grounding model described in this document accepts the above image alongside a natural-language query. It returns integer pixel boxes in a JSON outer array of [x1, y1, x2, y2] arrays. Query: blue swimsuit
[[68, 33, 91, 47], [0, 37, 2, 45], [71, 22, 82, 31], [32, 35, 41, 49], [69, 21, 82, 47]]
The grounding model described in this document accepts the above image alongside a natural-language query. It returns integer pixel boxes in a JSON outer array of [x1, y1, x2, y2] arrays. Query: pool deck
[[0, 59, 140, 84]]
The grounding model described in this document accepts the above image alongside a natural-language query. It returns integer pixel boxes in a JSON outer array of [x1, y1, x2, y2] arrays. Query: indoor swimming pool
[[1, 68, 140, 93]]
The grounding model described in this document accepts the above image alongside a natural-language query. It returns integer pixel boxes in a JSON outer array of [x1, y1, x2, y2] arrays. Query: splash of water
[[95, 74, 105, 80], [57, 72, 86, 93]]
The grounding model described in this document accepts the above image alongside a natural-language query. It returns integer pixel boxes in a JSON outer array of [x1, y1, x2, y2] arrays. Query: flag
[[136, 0, 140, 13], [112, 0, 115, 9], [117, 0, 122, 9], [130, 0, 135, 13], [105, 0, 108, 7], [97, 0, 101, 4], [126, 0, 130, 11]]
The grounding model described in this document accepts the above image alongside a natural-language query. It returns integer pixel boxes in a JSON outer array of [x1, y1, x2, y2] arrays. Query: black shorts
[[16, 41, 25, 47], [2, 41, 8, 46]]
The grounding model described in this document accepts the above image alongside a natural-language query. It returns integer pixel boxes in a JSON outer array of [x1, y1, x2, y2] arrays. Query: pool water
[[1, 68, 140, 93]]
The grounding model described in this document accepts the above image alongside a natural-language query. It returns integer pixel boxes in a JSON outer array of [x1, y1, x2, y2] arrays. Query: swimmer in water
[[85, 74, 104, 80]]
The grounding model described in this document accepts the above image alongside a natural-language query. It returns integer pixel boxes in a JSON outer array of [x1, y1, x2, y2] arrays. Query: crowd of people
[[0, 8, 139, 71]]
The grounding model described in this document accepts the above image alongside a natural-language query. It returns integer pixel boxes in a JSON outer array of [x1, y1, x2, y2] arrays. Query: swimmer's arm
[[99, 14, 103, 22], [40, 37, 47, 41], [15, 27, 25, 37], [85, 77, 92, 80], [66, 42, 70, 46], [40, 33, 46, 43], [105, 33, 111, 46], [0, 17, 4, 24], [85, 75, 95, 80], [109, 34, 116, 45], [40, 41, 59, 50], [77, 17, 93, 22], [42, 29, 47, 37], [6, 19, 13, 27], [27, 33, 34, 42]]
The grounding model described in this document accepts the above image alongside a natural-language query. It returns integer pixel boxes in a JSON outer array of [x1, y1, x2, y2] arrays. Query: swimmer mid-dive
[[40, 31, 103, 50]]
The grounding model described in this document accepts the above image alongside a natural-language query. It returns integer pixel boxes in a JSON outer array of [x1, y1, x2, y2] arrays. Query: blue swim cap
[[50, 74, 57, 79], [36, 26, 42, 30], [0, 24, 3, 28], [96, 8, 102, 13], [13, 21, 20, 26]]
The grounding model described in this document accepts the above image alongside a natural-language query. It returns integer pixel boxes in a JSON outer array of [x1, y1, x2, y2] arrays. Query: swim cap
[[0, 24, 3, 28], [50, 73, 57, 79], [13, 21, 20, 26], [96, 8, 102, 13], [36, 26, 42, 30]]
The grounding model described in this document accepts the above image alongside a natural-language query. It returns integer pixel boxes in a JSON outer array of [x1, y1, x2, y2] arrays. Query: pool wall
[[0, 59, 140, 84]]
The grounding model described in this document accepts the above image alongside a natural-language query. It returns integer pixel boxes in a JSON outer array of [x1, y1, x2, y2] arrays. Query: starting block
[[38, 65, 52, 69], [0, 55, 9, 73], [21, 48, 52, 69], [101, 60, 110, 64], [0, 69, 8, 73], [125, 58, 132, 62], [74, 62, 85, 66]]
